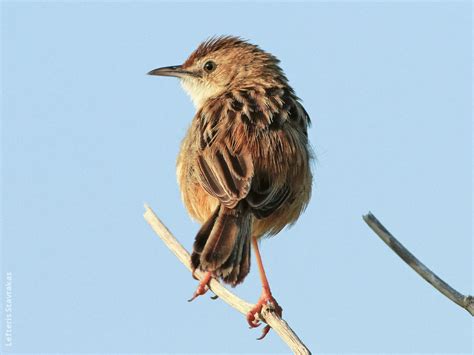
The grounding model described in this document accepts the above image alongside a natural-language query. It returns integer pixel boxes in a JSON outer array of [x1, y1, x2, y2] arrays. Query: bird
[[148, 36, 312, 339]]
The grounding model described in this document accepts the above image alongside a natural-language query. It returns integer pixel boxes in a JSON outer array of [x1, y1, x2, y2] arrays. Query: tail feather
[[218, 214, 249, 277], [193, 207, 219, 254], [221, 229, 251, 285], [201, 208, 240, 270], [191, 203, 252, 286]]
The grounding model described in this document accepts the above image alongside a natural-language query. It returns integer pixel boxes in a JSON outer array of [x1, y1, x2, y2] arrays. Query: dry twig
[[144, 204, 311, 354], [363, 212, 473, 316]]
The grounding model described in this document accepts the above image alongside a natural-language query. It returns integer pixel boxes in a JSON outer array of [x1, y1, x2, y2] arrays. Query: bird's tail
[[191, 202, 252, 286]]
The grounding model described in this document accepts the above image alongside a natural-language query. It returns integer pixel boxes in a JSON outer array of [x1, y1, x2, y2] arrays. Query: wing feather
[[195, 89, 301, 216]]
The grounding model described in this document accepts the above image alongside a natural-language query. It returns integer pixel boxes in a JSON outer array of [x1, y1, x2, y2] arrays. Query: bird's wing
[[247, 181, 290, 219], [196, 144, 253, 209], [241, 90, 308, 219], [195, 99, 254, 209], [196, 89, 302, 216]]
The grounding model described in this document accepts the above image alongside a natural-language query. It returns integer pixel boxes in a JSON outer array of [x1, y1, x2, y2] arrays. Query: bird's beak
[[147, 65, 195, 78]]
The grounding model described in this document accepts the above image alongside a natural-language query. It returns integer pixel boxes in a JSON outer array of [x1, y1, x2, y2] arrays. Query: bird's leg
[[188, 271, 212, 302], [246, 237, 283, 340]]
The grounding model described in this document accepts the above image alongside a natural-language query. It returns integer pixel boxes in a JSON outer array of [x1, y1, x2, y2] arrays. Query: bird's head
[[148, 36, 288, 108]]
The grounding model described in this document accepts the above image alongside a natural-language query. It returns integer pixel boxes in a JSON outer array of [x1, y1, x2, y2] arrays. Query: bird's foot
[[188, 271, 213, 302], [246, 289, 283, 340]]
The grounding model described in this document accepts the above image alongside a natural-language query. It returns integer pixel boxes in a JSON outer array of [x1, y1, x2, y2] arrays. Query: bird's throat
[[180, 78, 222, 109]]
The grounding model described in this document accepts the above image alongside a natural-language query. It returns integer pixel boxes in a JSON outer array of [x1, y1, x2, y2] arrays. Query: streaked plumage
[[149, 36, 312, 337]]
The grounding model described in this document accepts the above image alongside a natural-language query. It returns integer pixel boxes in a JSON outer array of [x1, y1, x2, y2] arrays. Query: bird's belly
[[184, 182, 219, 223], [177, 152, 219, 224]]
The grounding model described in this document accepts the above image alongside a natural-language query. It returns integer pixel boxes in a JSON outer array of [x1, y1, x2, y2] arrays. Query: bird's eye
[[204, 61, 216, 72]]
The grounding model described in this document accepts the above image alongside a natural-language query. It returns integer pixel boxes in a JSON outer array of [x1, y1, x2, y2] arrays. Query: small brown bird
[[148, 36, 312, 339]]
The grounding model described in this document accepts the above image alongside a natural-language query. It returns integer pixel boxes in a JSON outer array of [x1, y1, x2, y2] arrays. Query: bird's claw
[[187, 283, 208, 302], [247, 311, 261, 328], [257, 325, 271, 340], [246, 293, 283, 339], [188, 271, 212, 302]]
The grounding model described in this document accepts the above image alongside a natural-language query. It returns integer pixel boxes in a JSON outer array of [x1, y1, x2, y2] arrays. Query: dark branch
[[363, 212, 473, 316]]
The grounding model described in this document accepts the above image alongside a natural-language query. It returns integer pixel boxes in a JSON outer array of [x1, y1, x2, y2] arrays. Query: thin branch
[[144, 204, 312, 354], [363, 212, 474, 316]]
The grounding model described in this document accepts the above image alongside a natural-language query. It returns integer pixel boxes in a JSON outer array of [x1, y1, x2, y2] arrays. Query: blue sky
[[1, 1, 472, 354]]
